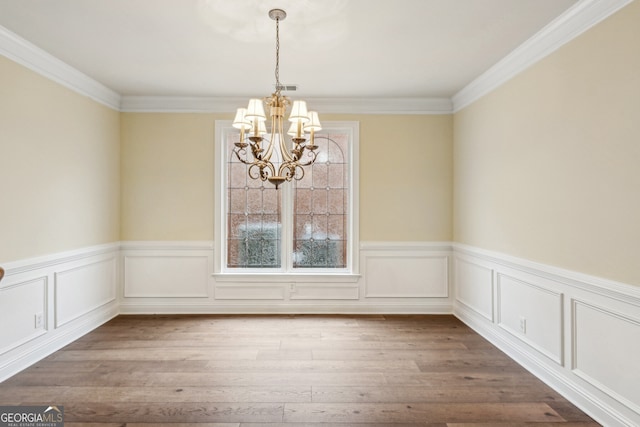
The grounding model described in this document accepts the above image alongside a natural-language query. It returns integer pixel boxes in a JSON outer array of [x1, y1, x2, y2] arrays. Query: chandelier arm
[[262, 126, 277, 161], [232, 147, 252, 165], [279, 136, 295, 164], [264, 160, 277, 179], [292, 163, 306, 181], [247, 163, 265, 180], [277, 162, 296, 181], [297, 150, 318, 167]]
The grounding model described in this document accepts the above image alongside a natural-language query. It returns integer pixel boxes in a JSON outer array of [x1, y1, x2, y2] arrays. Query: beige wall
[[340, 114, 453, 242], [120, 113, 453, 242], [120, 113, 220, 240], [453, 2, 640, 285], [0, 56, 120, 263]]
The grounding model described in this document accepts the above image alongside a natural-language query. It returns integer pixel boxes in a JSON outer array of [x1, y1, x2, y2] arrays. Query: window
[[214, 121, 359, 279]]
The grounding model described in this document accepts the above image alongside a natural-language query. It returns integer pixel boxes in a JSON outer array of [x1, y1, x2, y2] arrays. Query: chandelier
[[231, 8, 321, 189]]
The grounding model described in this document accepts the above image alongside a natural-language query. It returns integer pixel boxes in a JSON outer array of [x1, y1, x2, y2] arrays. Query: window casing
[[214, 121, 359, 280]]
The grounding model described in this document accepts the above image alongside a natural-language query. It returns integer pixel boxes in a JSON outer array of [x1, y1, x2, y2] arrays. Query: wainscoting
[[0, 243, 119, 382], [118, 241, 453, 314], [1, 240, 638, 426], [453, 244, 640, 427]]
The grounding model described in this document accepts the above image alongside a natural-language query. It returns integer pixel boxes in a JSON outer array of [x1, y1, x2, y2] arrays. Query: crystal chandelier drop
[[232, 9, 321, 189]]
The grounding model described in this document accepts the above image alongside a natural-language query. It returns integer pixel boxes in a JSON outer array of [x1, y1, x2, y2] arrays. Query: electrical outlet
[[519, 316, 526, 334], [35, 312, 44, 329]]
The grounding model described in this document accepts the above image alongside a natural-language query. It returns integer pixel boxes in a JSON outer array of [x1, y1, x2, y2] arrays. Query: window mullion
[[281, 179, 294, 272]]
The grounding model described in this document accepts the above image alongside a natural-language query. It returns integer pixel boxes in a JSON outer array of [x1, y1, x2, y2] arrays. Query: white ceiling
[[0, 0, 578, 100]]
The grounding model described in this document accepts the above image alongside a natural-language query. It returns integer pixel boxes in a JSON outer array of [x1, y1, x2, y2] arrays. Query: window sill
[[212, 272, 361, 283]]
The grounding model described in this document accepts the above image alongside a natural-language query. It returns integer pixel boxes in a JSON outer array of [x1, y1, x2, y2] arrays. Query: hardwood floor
[[0, 315, 600, 426]]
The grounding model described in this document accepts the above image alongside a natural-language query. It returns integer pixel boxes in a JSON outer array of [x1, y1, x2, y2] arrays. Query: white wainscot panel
[[454, 256, 493, 321], [55, 257, 117, 328], [124, 255, 209, 298], [290, 285, 359, 300], [0, 277, 47, 355], [215, 285, 284, 300], [572, 300, 640, 413], [497, 273, 563, 364], [365, 254, 448, 298]]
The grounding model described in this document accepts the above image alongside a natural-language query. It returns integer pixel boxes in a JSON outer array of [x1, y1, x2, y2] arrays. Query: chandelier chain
[[275, 16, 281, 93]]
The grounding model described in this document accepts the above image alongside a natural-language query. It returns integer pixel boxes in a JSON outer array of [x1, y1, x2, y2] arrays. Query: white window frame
[[214, 120, 360, 282]]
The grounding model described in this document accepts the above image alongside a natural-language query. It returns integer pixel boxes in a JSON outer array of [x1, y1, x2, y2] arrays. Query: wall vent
[[275, 84, 298, 91]]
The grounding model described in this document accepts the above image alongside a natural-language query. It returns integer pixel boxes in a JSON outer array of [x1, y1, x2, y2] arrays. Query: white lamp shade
[[304, 111, 322, 132], [288, 100, 309, 123], [245, 98, 266, 121], [232, 108, 252, 130]]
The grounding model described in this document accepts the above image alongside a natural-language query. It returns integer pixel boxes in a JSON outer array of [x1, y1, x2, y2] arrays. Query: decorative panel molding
[[496, 272, 563, 364], [123, 255, 210, 298], [290, 285, 359, 300], [214, 285, 284, 300], [572, 299, 640, 415], [454, 256, 494, 321], [363, 248, 449, 298], [0, 277, 47, 355], [55, 256, 117, 327]]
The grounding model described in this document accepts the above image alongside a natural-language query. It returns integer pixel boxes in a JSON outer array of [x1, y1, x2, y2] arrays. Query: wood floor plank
[[3, 371, 389, 387], [240, 423, 443, 427], [384, 371, 546, 387], [311, 385, 562, 403], [64, 424, 131, 427], [311, 350, 504, 360], [283, 402, 565, 423], [49, 348, 260, 361], [0, 385, 311, 404], [63, 402, 284, 423], [64, 338, 282, 350], [204, 359, 420, 372], [312, 341, 475, 351], [446, 423, 600, 427], [256, 350, 313, 360]]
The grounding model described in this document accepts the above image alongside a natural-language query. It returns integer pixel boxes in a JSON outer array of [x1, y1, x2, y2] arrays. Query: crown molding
[[119, 96, 247, 113], [120, 95, 453, 115], [0, 25, 121, 110], [451, 0, 634, 112]]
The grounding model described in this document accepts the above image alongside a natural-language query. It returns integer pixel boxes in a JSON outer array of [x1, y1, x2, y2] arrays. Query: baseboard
[[118, 302, 453, 315]]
